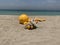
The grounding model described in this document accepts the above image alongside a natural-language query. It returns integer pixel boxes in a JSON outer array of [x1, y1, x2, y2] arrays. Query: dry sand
[[0, 15, 60, 45]]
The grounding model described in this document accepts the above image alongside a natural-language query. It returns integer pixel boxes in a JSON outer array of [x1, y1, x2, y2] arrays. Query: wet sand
[[0, 15, 60, 45]]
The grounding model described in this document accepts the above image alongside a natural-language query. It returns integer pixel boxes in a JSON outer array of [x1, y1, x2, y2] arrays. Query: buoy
[[18, 14, 29, 24]]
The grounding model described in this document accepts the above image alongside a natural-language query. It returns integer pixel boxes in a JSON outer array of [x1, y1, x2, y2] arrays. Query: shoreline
[[0, 14, 60, 16]]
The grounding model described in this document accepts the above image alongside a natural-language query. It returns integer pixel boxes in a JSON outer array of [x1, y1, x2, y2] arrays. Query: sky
[[0, 0, 60, 10]]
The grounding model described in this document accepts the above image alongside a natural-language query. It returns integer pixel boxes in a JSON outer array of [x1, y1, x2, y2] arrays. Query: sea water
[[0, 10, 60, 15]]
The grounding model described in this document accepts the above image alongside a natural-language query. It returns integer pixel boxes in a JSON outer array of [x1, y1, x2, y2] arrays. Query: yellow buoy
[[18, 14, 29, 24]]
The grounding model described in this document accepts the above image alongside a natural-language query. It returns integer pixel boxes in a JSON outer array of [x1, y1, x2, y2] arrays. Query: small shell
[[30, 25, 33, 29]]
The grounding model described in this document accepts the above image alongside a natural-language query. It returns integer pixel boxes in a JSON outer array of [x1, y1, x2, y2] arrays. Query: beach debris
[[24, 21, 37, 30], [18, 14, 29, 24], [33, 18, 46, 24], [18, 14, 46, 30]]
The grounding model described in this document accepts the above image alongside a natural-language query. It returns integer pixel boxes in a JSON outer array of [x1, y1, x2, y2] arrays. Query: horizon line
[[0, 9, 60, 12]]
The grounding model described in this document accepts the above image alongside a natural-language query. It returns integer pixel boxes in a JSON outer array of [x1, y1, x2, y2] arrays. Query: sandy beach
[[0, 15, 60, 45]]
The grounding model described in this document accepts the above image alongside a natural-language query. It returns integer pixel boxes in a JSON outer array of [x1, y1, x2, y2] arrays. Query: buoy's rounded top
[[19, 14, 29, 19], [18, 14, 29, 24]]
